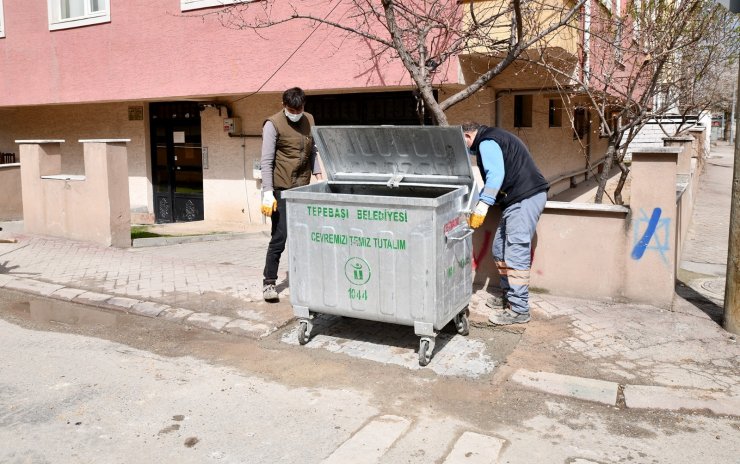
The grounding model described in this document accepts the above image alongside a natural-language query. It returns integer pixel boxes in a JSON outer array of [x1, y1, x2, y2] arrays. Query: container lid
[[312, 126, 475, 188]]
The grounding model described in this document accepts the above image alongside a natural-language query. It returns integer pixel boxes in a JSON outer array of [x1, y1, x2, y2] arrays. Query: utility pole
[[717, 0, 739, 334], [725, 61, 740, 334]]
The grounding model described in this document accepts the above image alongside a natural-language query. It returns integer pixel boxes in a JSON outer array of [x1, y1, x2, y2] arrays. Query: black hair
[[282, 87, 306, 109]]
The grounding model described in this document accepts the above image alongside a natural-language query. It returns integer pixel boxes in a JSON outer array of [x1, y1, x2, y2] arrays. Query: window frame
[[181, 0, 248, 12], [0, 0, 5, 38], [47, 0, 110, 31]]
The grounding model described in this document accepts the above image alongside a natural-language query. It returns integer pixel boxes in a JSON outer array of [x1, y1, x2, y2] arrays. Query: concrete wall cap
[[631, 147, 682, 155], [41, 174, 86, 181], [545, 201, 630, 214], [687, 127, 705, 132], [78, 139, 131, 143], [662, 136, 694, 142], [0, 163, 21, 169], [14, 139, 65, 144]]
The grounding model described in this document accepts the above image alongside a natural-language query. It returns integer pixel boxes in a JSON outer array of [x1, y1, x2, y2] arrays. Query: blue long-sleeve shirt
[[478, 140, 505, 206]]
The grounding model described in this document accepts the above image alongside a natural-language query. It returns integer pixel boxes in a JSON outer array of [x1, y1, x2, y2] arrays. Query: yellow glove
[[468, 201, 489, 229], [261, 191, 277, 217]]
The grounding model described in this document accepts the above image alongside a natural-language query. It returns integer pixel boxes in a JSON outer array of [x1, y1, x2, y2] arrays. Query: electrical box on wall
[[223, 117, 241, 134], [253, 160, 262, 180]]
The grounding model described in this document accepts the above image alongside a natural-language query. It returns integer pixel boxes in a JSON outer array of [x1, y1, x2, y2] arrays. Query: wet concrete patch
[[6, 299, 120, 327], [280, 314, 519, 378]]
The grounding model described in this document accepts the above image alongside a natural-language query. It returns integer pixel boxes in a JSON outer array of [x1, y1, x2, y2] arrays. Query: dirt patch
[[184, 437, 199, 448], [158, 424, 180, 435]]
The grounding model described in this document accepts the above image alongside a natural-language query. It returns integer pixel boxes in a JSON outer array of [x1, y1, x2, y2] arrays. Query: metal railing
[[1, 152, 16, 164], [547, 157, 607, 188]]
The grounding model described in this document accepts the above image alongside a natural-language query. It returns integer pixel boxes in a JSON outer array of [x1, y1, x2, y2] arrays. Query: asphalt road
[[1, 289, 738, 464]]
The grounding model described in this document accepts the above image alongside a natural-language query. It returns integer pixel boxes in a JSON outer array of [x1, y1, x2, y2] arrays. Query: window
[[573, 107, 590, 140], [48, 0, 110, 31], [305, 91, 437, 126], [0, 0, 5, 38], [181, 0, 248, 12], [549, 99, 562, 127], [514, 95, 533, 128]]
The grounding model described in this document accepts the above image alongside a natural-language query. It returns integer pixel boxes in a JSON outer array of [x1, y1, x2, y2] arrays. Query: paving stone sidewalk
[[0, 229, 294, 338]]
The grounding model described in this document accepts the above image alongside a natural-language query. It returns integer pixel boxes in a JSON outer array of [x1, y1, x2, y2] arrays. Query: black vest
[[472, 126, 549, 208]]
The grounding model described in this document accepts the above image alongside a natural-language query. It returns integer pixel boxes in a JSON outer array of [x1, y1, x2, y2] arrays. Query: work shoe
[[488, 307, 530, 325], [485, 293, 508, 309], [263, 283, 279, 302]]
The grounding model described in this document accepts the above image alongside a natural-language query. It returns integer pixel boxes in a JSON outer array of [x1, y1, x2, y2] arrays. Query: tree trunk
[[594, 141, 617, 204], [427, 99, 449, 126], [724, 65, 740, 335], [410, 78, 448, 126], [725, 111, 732, 141], [613, 161, 630, 205]]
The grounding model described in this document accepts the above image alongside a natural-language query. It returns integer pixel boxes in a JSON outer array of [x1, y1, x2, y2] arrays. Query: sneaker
[[485, 294, 508, 309], [488, 307, 530, 325], [263, 283, 279, 302]]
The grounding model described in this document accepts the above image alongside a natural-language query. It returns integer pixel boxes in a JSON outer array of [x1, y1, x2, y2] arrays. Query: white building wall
[[625, 115, 706, 160]]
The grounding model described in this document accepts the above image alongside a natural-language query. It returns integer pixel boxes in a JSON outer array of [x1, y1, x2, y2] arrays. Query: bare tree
[[194, 0, 585, 126], [534, 0, 738, 204], [656, 8, 739, 137]]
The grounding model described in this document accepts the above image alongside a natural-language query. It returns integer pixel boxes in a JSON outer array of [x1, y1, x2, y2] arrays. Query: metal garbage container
[[282, 126, 476, 366]]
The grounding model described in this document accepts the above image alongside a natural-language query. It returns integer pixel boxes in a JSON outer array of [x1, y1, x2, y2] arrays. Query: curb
[[131, 231, 269, 248], [510, 368, 740, 416], [0, 274, 281, 340], [3, 273, 737, 414]]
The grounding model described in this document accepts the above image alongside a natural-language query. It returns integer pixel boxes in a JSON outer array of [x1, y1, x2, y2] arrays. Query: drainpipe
[[583, 0, 591, 85]]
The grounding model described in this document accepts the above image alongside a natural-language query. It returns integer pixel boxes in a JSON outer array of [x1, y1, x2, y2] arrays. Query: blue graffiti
[[631, 208, 671, 264]]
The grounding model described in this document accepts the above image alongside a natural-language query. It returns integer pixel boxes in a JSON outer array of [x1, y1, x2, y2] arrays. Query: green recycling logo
[[345, 257, 371, 285]]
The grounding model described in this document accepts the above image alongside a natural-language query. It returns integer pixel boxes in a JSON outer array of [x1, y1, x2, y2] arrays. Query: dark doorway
[[305, 91, 438, 125], [150, 102, 204, 223]]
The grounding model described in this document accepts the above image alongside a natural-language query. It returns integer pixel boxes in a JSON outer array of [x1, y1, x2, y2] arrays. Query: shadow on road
[[676, 280, 724, 325]]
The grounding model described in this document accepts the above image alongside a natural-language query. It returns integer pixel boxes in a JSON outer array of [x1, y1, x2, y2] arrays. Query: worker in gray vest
[[261, 87, 322, 301], [462, 121, 548, 325]]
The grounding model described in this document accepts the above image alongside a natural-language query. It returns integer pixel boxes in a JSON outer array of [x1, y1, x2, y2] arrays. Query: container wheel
[[454, 308, 470, 336], [418, 339, 432, 366], [297, 321, 310, 345]]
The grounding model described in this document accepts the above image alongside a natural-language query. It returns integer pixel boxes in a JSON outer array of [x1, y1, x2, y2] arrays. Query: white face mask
[[285, 110, 303, 123]]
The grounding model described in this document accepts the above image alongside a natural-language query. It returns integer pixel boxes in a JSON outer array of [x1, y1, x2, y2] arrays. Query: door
[[150, 102, 204, 223]]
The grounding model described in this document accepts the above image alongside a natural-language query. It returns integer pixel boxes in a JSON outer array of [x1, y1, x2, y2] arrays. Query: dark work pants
[[263, 190, 287, 285]]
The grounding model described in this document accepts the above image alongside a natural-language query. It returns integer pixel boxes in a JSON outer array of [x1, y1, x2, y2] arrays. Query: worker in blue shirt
[[462, 121, 549, 325]]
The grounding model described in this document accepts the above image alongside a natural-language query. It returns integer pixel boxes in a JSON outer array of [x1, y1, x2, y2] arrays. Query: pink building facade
[[0, 0, 608, 224]]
